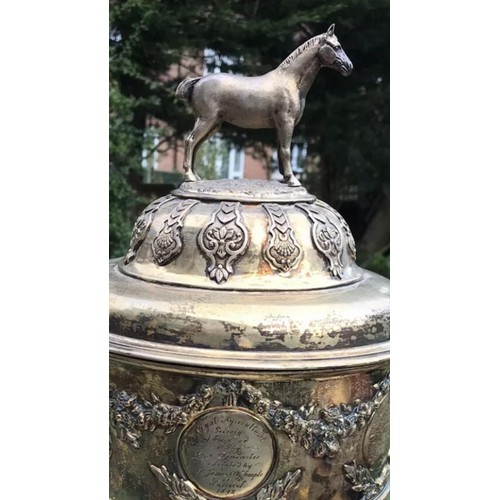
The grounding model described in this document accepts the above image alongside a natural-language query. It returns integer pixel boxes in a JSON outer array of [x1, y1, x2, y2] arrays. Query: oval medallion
[[178, 407, 276, 499], [362, 392, 390, 470]]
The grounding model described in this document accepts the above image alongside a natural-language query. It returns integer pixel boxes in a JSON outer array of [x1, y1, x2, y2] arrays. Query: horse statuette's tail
[[175, 77, 202, 102]]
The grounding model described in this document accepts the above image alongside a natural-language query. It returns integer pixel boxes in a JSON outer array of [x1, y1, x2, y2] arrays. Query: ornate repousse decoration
[[256, 469, 302, 500], [297, 202, 344, 279], [109, 385, 213, 449], [152, 199, 199, 266], [150, 465, 302, 500], [222, 376, 389, 458], [110, 375, 389, 458], [150, 465, 207, 500], [316, 200, 356, 261], [263, 203, 302, 272], [197, 201, 249, 284], [344, 458, 390, 500], [123, 196, 172, 265]]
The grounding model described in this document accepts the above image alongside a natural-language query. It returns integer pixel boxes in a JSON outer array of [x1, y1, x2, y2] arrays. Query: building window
[[141, 126, 162, 184], [228, 145, 245, 179], [196, 135, 245, 180], [270, 142, 308, 181], [141, 126, 160, 171]]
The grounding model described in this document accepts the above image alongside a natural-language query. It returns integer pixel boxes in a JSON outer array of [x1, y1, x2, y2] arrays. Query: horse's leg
[[275, 118, 301, 187], [183, 116, 221, 182]]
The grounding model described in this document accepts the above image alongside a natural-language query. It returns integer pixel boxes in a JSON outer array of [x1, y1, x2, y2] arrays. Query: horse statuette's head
[[318, 23, 353, 77]]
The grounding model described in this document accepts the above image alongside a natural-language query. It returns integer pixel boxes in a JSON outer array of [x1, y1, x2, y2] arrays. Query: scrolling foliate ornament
[[197, 201, 249, 284], [109, 385, 213, 449], [152, 199, 199, 266], [150, 465, 207, 500], [316, 200, 356, 261], [124, 196, 172, 265], [110, 375, 389, 459], [297, 203, 344, 279], [256, 469, 302, 500], [217, 376, 390, 459], [263, 203, 302, 272], [150, 465, 302, 500], [344, 459, 390, 500]]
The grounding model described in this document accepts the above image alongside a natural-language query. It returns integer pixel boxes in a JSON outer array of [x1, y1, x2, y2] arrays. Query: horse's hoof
[[195, 173, 202, 181], [184, 172, 197, 182], [287, 176, 302, 187]]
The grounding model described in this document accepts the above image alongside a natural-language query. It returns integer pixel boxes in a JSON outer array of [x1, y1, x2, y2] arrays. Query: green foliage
[[301, 1, 390, 209], [109, 80, 138, 257], [109, 164, 135, 257], [363, 252, 390, 279], [196, 137, 231, 180], [109, 0, 389, 257]]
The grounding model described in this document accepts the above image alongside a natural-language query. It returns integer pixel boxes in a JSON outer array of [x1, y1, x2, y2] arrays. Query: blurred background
[[109, 0, 389, 277]]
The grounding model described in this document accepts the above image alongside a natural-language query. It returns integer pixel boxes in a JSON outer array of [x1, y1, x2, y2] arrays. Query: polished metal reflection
[[176, 24, 353, 186]]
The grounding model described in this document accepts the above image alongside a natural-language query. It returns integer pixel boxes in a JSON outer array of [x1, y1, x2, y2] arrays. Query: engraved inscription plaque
[[178, 407, 276, 499]]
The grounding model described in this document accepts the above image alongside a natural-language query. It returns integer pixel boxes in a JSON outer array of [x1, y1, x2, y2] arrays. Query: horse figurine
[[176, 23, 353, 187]]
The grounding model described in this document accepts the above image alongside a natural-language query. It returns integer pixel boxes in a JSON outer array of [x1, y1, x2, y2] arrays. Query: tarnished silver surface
[[118, 180, 363, 291], [263, 203, 303, 272], [152, 199, 199, 266], [297, 203, 345, 279], [124, 196, 172, 265], [111, 25, 388, 495], [176, 24, 352, 186], [344, 459, 390, 500], [110, 264, 388, 355], [150, 465, 207, 500], [172, 179, 315, 203], [109, 332, 389, 371], [362, 392, 390, 470], [111, 177, 389, 499], [255, 469, 302, 500], [109, 376, 389, 457], [197, 201, 249, 284], [109, 355, 390, 499], [149, 464, 302, 500], [316, 201, 357, 261]]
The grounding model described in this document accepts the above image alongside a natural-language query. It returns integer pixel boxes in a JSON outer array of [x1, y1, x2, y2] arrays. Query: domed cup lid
[[109, 179, 389, 370]]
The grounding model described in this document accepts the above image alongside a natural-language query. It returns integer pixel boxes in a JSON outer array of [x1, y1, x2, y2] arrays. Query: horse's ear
[[327, 23, 335, 36]]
